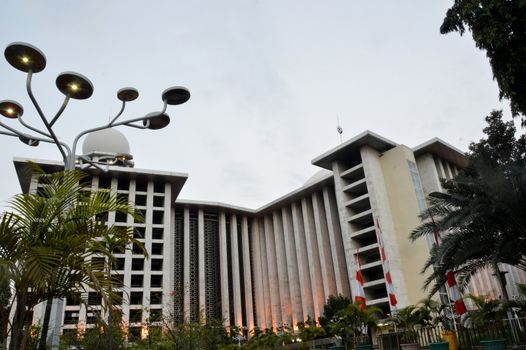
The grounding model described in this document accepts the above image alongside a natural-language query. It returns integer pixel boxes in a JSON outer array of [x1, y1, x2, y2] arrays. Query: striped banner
[[430, 214, 467, 316], [354, 249, 366, 309], [375, 218, 398, 310]]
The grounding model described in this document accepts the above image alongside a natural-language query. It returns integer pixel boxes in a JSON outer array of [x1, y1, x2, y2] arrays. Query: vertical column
[[198, 209, 206, 319], [264, 215, 281, 328], [331, 161, 357, 291], [251, 219, 266, 328], [312, 191, 337, 299], [230, 215, 243, 328], [301, 197, 324, 320], [291, 202, 314, 321], [323, 187, 351, 297], [219, 211, 230, 327], [241, 216, 254, 331], [183, 207, 190, 321], [281, 206, 302, 327], [273, 211, 292, 328], [259, 219, 272, 328]]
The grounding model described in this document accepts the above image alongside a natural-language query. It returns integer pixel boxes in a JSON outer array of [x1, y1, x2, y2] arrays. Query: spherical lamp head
[[5, 42, 46, 73], [117, 87, 139, 102], [56, 71, 94, 100], [162, 86, 190, 105], [0, 100, 24, 119], [19, 135, 39, 147], [143, 112, 170, 130]]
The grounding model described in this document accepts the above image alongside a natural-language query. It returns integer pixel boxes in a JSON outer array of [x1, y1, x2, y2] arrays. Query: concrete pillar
[[281, 206, 303, 328], [272, 211, 292, 328], [301, 197, 324, 320], [264, 215, 281, 327], [219, 211, 230, 327], [259, 219, 272, 329], [291, 201, 314, 321], [323, 187, 351, 297], [198, 209, 206, 319], [312, 191, 337, 299], [251, 219, 266, 328], [230, 215, 243, 328], [241, 216, 255, 331], [183, 207, 190, 321]]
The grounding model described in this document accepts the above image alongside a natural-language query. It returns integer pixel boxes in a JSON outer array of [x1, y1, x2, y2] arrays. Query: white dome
[[304, 169, 332, 186], [82, 129, 131, 155]]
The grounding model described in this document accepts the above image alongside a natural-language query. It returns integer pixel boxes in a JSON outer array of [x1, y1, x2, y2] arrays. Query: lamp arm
[[26, 71, 68, 162], [18, 115, 53, 138], [0, 123, 71, 156], [49, 95, 71, 127], [124, 123, 148, 129], [108, 101, 126, 127]]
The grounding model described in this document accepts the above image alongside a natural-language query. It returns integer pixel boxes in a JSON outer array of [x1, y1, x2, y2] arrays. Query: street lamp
[[0, 41, 190, 171]]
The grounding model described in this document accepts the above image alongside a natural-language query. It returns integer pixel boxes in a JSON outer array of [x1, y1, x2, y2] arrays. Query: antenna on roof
[[336, 115, 343, 143]]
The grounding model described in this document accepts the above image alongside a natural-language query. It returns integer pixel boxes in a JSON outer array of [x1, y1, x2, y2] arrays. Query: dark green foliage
[[441, 0, 526, 123], [411, 111, 526, 295], [319, 294, 351, 332]]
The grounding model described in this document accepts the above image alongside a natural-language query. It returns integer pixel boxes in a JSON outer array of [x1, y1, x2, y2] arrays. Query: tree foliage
[[441, 0, 526, 123], [411, 111, 526, 295], [0, 168, 142, 350]]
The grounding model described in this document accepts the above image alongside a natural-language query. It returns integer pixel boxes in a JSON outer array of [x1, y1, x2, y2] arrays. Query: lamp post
[[0, 41, 190, 171], [0, 42, 190, 350]]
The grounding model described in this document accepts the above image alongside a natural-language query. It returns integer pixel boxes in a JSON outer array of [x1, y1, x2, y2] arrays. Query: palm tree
[[0, 168, 142, 350], [410, 111, 526, 297], [329, 301, 381, 349]]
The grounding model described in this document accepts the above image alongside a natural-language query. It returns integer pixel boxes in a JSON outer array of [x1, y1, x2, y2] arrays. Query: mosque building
[[14, 129, 526, 341]]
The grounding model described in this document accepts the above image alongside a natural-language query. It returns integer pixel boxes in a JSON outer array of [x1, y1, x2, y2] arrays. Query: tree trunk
[[9, 293, 27, 350], [37, 296, 54, 350]]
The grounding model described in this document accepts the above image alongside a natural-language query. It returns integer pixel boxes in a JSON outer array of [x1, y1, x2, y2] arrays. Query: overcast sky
[[0, 1, 516, 209]]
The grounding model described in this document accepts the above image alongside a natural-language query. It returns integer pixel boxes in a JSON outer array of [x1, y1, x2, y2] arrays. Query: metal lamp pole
[[0, 42, 190, 350]]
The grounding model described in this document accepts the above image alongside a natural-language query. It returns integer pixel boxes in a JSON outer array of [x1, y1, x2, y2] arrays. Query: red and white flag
[[354, 249, 366, 309], [431, 215, 467, 316], [375, 218, 398, 310]]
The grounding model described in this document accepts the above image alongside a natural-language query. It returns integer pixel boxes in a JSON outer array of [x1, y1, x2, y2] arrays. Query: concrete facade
[[14, 130, 526, 340]]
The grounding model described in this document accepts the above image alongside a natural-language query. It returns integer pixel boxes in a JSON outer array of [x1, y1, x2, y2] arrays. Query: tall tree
[[411, 110, 526, 296], [441, 0, 526, 123]]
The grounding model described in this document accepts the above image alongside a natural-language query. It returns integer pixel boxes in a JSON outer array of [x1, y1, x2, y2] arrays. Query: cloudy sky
[[0, 1, 515, 209]]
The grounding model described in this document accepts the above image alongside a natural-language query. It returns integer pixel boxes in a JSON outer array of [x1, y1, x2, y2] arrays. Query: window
[[151, 243, 163, 255], [128, 327, 141, 342], [131, 258, 144, 271], [153, 181, 164, 193], [134, 227, 145, 239], [129, 309, 143, 323], [152, 211, 164, 224], [131, 275, 143, 288], [135, 194, 147, 206], [149, 309, 162, 322], [153, 196, 164, 207], [152, 227, 163, 240], [132, 243, 143, 255], [87, 311, 101, 324], [117, 178, 130, 190], [129, 292, 143, 305], [98, 176, 112, 189], [112, 274, 124, 288], [150, 291, 162, 305], [150, 275, 163, 288], [88, 292, 101, 306], [66, 293, 81, 306], [135, 179, 147, 192], [114, 258, 125, 271], [151, 259, 163, 271], [64, 311, 79, 324], [115, 211, 128, 223]]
